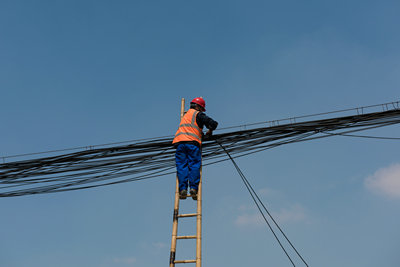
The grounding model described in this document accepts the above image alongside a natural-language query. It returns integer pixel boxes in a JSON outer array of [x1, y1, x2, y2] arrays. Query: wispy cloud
[[113, 257, 137, 265], [235, 204, 307, 227], [272, 204, 307, 224], [153, 242, 167, 249], [257, 187, 281, 197], [365, 163, 400, 199], [235, 212, 263, 227]]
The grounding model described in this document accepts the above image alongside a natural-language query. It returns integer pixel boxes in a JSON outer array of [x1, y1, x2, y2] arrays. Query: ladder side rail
[[169, 178, 180, 266], [169, 98, 185, 267], [196, 167, 202, 267]]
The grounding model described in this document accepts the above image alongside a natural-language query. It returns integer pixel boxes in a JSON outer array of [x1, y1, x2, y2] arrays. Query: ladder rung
[[174, 260, 196, 264], [179, 195, 197, 199], [177, 235, 197, 239], [178, 213, 198, 218]]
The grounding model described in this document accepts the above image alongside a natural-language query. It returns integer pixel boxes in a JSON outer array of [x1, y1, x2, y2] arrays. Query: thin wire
[[321, 132, 400, 140], [1, 135, 174, 160], [217, 100, 400, 131]]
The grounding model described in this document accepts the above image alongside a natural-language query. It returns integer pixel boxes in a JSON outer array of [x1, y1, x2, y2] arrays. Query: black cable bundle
[[1, 109, 400, 197]]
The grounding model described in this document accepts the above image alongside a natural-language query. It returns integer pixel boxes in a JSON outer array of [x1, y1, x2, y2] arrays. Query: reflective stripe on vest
[[172, 109, 203, 145]]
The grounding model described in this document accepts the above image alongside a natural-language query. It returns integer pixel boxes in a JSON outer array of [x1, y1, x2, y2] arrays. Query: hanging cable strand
[[1, 108, 400, 197], [215, 139, 296, 266], [215, 138, 309, 266]]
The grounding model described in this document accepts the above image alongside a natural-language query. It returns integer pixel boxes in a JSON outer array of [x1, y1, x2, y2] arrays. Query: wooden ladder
[[169, 98, 202, 267]]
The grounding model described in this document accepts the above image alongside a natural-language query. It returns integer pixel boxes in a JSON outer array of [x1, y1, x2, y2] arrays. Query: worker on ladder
[[172, 97, 218, 200]]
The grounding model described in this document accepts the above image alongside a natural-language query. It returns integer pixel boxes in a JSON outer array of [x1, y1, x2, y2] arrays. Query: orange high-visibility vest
[[172, 109, 203, 145]]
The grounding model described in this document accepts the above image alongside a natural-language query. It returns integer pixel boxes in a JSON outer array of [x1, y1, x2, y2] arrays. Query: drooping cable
[[215, 138, 309, 266]]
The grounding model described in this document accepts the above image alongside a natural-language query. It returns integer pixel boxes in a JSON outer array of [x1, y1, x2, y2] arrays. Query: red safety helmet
[[191, 97, 206, 111]]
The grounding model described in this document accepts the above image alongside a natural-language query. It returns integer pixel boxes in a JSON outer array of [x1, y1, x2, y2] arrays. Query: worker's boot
[[179, 189, 187, 200], [190, 188, 197, 201]]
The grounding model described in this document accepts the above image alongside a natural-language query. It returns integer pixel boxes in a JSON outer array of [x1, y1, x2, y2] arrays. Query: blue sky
[[1, 0, 400, 266]]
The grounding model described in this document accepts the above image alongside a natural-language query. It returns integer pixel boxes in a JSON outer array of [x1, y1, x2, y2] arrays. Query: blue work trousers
[[175, 143, 202, 192]]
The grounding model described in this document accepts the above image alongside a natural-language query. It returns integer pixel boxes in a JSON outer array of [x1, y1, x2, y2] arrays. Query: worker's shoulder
[[197, 111, 210, 119], [197, 112, 218, 124], [200, 111, 216, 117]]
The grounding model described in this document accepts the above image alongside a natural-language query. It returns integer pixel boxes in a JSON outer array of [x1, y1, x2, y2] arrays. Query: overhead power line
[[1, 108, 400, 197], [2, 100, 399, 161], [217, 100, 400, 131]]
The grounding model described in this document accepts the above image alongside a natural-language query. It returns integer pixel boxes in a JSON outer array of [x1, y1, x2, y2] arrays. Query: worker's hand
[[204, 129, 213, 139]]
